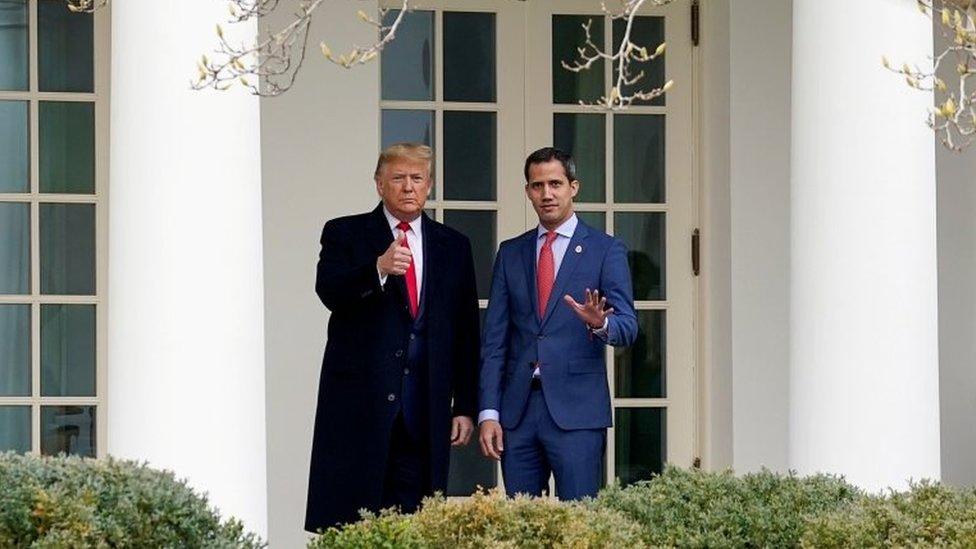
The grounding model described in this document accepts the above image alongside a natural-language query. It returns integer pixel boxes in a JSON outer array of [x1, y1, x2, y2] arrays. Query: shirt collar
[[537, 213, 578, 241], [383, 205, 423, 235]]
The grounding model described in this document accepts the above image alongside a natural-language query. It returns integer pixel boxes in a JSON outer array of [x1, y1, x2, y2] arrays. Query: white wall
[[935, 20, 976, 489], [728, 0, 792, 474], [699, 0, 733, 471], [259, 1, 380, 546]]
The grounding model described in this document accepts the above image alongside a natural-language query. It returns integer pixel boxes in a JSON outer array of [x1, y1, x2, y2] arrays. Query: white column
[[108, 2, 267, 537], [790, 0, 940, 491]]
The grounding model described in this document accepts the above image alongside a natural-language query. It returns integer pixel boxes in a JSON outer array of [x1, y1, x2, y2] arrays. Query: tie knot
[[397, 221, 411, 233], [544, 230, 558, 244]]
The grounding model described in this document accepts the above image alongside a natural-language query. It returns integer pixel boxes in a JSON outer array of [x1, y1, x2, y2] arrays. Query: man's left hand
[[563, 288, 614, 329], [451, 416, 474, 446]]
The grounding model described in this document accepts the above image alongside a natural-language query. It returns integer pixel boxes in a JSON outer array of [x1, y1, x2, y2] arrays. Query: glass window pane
[[40, 101, 95, 194], [443, 210, 495, 300], [612, 16, 666, 107], [41, 203, 95, 295], [576, 211, 605, 231], [614, 407, 665, 486], [0, 0, 28, 91], [41, 405, 95, 457], [554, 113, 605, 202], [443, 12, 496, 102], [447, 438, 497, 496], [381, 109, 434, 149], [381, 10, 433, 101], [0, 202, 29, 295], [0, 304, 30, 396], [444, 111, 496, 201], [0, 406, 30, 453], [614, 114, 665, 203], [41, 304, 95, 397], [38, 0, 94, 92], [552, 15, 604, 105], [614, 212, 665, 300], [614, 310, 665, 398], [0, 101, 29, 192]]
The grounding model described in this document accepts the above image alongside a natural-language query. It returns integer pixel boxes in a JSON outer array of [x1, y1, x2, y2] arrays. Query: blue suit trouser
[[500, 387, 605, 500]]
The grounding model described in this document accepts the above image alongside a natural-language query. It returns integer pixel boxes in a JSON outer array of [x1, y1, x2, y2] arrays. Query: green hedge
[[0, 452, 263, 548], [313, 466, 976, 548]]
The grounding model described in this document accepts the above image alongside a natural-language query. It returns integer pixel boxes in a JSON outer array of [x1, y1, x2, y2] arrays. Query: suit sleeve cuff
[[478, 409, 499, 424]]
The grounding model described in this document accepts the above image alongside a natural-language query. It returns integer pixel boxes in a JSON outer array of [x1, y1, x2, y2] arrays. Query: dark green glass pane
[[444, 12, 496, 102], [614, 212, 665, 300], [40, 101, 95, 194], [0, 101, 29, 192], [0, 202, 29, 295], [38, 0, 93, 92], [614, 310, 665, 398], [41, 405, 95, 457], [447, 437, 497, 496], [40, 203, 95, 295], [444, 111, 495, 201], [612, 16, 665, 106], [614, 114, 665, 203], [553, 113, 604, 202], [0, 304, 30, 396], [0, 1, 28, 91], [614, 407, 665, 486], [576, 211, 605, 232], [0, 406, 30, 453], [41, 304, 95, 397], [443, 210, 495, 300], [552, 15, 604, 104], [381, 10, 433, 101]]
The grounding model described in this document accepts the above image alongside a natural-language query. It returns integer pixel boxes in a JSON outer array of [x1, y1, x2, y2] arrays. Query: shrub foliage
[[0, 452, 262, 548]]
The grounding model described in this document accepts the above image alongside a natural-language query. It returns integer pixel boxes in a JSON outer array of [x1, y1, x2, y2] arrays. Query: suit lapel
[[419, 213, 441, 320], [541, 220, 590, 326], [521, 231, 540, 326]]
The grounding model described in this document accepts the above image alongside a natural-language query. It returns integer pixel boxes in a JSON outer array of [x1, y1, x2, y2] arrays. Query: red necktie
[[396, 221, 419, 318], [537, 231, 557, 319]]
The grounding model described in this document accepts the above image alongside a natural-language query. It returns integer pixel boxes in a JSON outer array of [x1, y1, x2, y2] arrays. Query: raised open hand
[[563, 288, 614, 329]]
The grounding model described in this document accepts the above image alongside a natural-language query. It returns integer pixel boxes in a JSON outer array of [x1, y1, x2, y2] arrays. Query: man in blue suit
[[478, 147, 638, 500]]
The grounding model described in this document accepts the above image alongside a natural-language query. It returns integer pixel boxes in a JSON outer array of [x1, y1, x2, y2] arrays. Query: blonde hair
[[374, 142, 434, 179]]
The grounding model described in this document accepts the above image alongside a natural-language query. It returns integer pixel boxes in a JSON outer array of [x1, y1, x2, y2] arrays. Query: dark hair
[[523, 147, 577, 183]]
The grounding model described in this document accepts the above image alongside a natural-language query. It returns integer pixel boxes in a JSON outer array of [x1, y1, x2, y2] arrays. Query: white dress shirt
[[377, 206, 423, 289]]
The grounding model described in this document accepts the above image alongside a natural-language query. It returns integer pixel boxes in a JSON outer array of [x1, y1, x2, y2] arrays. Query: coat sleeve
[[451, 237, 481, 418], [315, 220, 384, 313], [478, 248, 510, 413], [602, 238, 639, 347]]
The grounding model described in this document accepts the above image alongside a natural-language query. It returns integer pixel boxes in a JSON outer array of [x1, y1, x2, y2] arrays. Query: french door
[[379, 0, 697, 494]]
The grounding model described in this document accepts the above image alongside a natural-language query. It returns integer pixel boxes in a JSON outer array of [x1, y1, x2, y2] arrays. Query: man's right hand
[[377, 230, 412, 277], [479, 420, 504, 460]]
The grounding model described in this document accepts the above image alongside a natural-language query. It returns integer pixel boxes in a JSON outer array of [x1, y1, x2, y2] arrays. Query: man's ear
[[570, 180, 580, 198]]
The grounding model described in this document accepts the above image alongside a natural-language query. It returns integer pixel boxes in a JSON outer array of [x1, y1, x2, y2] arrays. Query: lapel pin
[[575, 245, 583, 254]]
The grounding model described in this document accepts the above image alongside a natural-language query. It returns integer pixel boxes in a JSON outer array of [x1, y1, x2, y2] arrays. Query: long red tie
[[396, 221, 419, 318], [537, 230, 557, 320]]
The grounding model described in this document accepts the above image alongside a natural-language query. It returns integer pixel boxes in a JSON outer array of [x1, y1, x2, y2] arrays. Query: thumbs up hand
[[377, 230, 413, 276]]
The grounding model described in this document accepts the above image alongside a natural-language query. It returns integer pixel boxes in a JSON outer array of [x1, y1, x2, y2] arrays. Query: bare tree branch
[[892, 0, 976, 151], [65, 0, 107, 13], [561, 0, 675, 109]]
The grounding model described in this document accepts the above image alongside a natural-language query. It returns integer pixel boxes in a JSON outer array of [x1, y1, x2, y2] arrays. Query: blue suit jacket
[[479, 219, 638, 431]]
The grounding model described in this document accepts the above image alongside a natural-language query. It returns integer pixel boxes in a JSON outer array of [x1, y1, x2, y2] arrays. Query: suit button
[[395, 349, 404, 358], [404, 368, 410, 375], [387, 394, 396, 402], [537, 334, 545, 340], [409, 334, 416, 341]]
